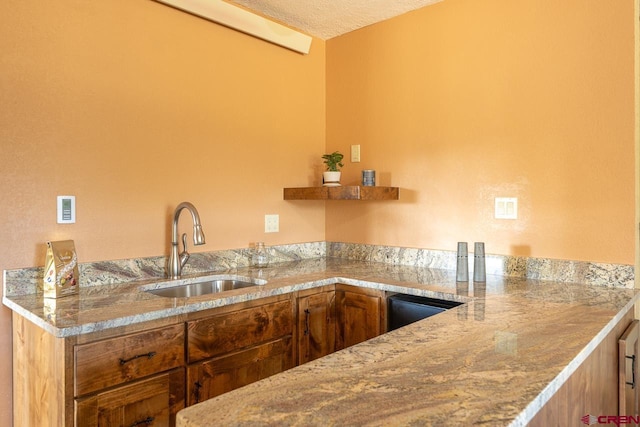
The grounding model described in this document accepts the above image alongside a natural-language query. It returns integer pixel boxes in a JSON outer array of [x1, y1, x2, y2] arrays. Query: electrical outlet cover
[[265, 214, 279, 233], [495, 197, 517, 219]]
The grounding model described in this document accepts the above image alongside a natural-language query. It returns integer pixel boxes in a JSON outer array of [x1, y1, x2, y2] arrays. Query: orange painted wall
[[326, 0, 635, 265], [0, 1, 325, 423], [0, 0, 636, 425]]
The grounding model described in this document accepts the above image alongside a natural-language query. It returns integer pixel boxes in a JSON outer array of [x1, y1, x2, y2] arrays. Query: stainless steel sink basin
[[145, 276, 266, 298]]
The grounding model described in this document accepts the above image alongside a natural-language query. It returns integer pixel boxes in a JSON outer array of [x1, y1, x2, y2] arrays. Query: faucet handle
[[179, 233, 190, 268]]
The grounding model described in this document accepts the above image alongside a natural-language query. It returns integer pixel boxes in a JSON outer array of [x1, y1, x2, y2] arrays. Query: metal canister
[[362, 170, 376, 186]]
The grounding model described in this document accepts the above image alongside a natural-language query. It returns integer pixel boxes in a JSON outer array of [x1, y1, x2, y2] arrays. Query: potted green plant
[[322, 151, 344, 186]]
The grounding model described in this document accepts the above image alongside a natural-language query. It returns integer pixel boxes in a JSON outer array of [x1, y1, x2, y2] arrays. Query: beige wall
[[326, 0, 636, 264], [0, 1, 326, 423], [0, 0, 636, 425]]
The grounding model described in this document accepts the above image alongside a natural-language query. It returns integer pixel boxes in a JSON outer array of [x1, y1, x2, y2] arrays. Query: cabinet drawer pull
[[626, 354, 636, 389], [304, 309, 310, 336], [194, 381, 203, 403], [119, 351, 157, 365], [130, 416, 154, 426]]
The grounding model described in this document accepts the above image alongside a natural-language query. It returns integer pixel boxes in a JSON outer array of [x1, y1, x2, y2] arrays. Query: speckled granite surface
[[165, 259, 634, 427], [2, 242, 638, 426], [328, 242, 635, 288], [3, 241, 634, 299], [3, 241, 328, 296]]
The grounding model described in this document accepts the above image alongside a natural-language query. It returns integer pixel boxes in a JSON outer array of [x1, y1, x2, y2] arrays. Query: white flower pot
[[322, 171, 341, 187]]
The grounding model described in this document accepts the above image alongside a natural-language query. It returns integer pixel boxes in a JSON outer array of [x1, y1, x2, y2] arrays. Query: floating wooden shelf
[[283, 186, 399, 201]]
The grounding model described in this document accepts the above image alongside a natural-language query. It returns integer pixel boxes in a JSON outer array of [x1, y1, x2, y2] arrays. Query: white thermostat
[[57, 196, 76, 224]]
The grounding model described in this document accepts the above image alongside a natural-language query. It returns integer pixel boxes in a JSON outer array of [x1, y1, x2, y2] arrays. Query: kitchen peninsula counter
[[3, 257, 638, 426]]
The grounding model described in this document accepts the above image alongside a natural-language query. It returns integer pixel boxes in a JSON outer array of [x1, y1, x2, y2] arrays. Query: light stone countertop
[[3, 257, 639, 426]]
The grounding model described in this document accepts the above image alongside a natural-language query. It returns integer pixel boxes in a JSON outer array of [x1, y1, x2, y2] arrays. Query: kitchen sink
[[145, 276, 266, 298]]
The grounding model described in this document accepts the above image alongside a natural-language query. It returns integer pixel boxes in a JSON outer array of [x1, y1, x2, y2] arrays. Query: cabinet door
[[75, 368, 185, 427], [619, 319, 639, 416], [297, 290, 335, 365], [335, 285, 384, 351], [187, 336, 293, 405]]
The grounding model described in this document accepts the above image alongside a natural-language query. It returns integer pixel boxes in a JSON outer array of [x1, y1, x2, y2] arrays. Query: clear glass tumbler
[[251, 242, 270, 268]]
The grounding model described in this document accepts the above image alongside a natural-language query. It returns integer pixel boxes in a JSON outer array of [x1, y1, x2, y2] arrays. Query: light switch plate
[[265, 214, 279, 233], [57, 195, 76, 224], [351, 145, 361, 163], [495, 197, 517, 219]]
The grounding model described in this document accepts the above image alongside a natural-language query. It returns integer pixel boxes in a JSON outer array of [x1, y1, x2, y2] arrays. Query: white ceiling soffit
[[226, 0, 444, 40], [155, 0, 312, 54]]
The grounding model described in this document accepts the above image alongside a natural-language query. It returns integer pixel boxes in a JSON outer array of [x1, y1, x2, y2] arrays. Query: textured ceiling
[[226, 0, 444, 40]]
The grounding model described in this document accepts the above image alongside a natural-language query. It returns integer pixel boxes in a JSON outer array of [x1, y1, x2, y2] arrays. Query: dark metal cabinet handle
[[130, 416, 154, 427], [119, 351, 157, 365], [304, 309, 310, 336], [194, 381, 203, 403], [627, 354, 636, 389]]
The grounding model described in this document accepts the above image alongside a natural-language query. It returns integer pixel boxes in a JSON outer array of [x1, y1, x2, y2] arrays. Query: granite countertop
[[3, 257, 639, 425]]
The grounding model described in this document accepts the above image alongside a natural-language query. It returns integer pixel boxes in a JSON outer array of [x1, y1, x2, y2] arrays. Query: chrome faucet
[[167, 202, 206, 279]]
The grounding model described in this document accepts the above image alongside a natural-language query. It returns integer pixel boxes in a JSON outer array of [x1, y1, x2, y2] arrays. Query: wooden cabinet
[[187, 337, 292, 405], [297, 285, 336, 365], [75, 368, 185, 427], [529, 309, 635, 425], [74, 323, 184, 396], [186, 295, 295, 405], [73, 324, 186, 426], [619, 319, 639, 416], [12, 315, 187, 427], [295, 284, 386, 364], [335, 284, 386, 351], [12, 285, 382, 426]]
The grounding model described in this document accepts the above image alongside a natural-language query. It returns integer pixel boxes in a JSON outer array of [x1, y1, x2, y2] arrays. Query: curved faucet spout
[[167, 202, 206, 279], [172, 202, 206, 246]]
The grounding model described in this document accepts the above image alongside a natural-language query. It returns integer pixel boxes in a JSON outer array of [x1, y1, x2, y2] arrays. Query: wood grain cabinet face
[[74, 324, 185, 397], [73, 324, 186, 427], [12, 316, 187, 427], [187, 336, 293, 405], [186, 297, 295, 405], [297, 289, 336, 365], [75, 368, 185, 427], [295, 285, 386, 365], [619, 319, 639, 416], [13, 286, 386, 427], [529, 309, 635, 426], [335, 285, 385, 351], [187, 300, 294, 363]]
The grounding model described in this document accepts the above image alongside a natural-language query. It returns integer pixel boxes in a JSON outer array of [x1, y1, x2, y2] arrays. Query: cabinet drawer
[[75, 368, 185, 427], [188, 300, 293, 363], [187, 336, 293, 405], [75, 324, 185, 397]]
